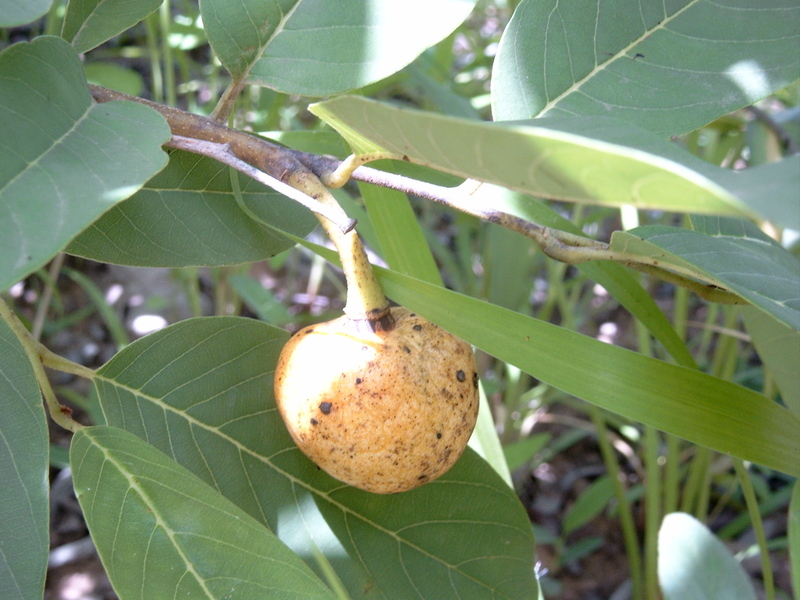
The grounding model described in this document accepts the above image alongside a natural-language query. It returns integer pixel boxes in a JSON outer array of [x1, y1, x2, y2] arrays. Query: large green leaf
[[0, 37, 170, 293], [0, 317, 49, 600], [310, 96, 758, 218], [200, 0, 477, 96], [370, 268, 800, 477], [70, 426, 338, 600], [62, 0, 163, 54], [492, 0, 800, 137], [67, 150, 316, 267], [92, 317, 539, 600], [0, 0, 52, 26], [286, 234, 799, 476], [658, 512, 756, 600], [610, 217, 800, 331]]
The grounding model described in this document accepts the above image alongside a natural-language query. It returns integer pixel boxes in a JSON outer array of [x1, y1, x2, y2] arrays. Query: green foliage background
[[1, 1, 798, 599]]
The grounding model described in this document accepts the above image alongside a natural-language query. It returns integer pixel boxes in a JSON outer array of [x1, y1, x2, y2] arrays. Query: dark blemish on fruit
[[413, 324, 422, 331], [355, 377, 362, 384], [418, 474, 428, 480], [319, 401, 332, 415], [456, 370, 466, 382], [310, 418, 318, 425], [410, 313, 416, 317], [436, 432, 442, 439], [305, 328, 314, 334], [404, 345, 411, 353], [472, 371, 479, 388]]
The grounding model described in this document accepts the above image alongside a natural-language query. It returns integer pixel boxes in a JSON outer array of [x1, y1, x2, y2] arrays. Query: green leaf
[[742, 307, 800, 417], [658, 512, 756, 600], [201, 0, 477, 96], [92, 317, 539, 600], [371, 268, 800, 477], [0, 0, 52, 26], [70, 426, 338, 600], [62, 0, 163, 54], [562, 476, 614, 536], [84, 62, 145, 96], [228, 273, 293, 325], [610, 217, 800, 331], [503, 433, 551, 472], [310, 96, 755, 218], [67, 150, 316, 267], [0, 317, 49, 600], [359, 182, 442, 285], [492, 0, 800, 137], [0, 37, 170, 293]]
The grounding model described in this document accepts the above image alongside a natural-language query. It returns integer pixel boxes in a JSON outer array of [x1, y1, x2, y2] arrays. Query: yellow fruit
[[274, 306, 479, 494]]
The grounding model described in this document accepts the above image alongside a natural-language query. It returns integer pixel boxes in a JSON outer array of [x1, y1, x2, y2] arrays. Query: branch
[[89, 85, 746, 305]]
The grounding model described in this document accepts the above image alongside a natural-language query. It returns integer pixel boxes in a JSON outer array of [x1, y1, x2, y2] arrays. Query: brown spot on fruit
[[310, 418, 318, 425], [274, 306, 479, 494], [456, 370, 465, 382]]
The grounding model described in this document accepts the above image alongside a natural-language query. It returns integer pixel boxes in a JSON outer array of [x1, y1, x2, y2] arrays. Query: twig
[[0, 298, 86, 432], [89, 85, 747, 305]]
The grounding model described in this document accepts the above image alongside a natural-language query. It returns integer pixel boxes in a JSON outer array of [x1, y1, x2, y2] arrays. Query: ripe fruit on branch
[[274, 306, 479, 494], [275, 170, 479, 493]]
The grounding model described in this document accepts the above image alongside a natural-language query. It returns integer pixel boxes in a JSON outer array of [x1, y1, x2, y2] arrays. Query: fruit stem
[[287, 170, 390, 324]]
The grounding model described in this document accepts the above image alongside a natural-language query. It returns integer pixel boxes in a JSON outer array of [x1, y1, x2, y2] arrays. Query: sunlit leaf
[[70, 426, 339, 599], [92, 317, 539, 600], [200, 0, 477, 96], [310, 96, 757, 218], [0, 37, 169, 292], [372, 268, 800, 477], [492, 0, 800, 137], [0, 317, 48, 600], [287, 234, 800, 477]]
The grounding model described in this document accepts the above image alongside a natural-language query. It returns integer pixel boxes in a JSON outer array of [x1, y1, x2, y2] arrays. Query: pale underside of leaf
[[310, 96, 756, 218]]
